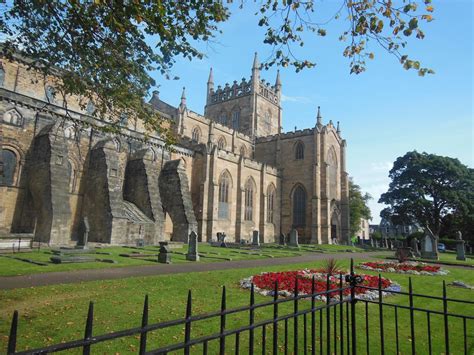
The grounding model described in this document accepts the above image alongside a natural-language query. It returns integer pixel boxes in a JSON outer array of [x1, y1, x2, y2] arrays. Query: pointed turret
[[207, 68, 214, 89], [252, 52, 259, 71], [336, 121, 341, 134], [316, 106, 322, 127], [179, 87, 187, 112], [251, 52, 260, 85]]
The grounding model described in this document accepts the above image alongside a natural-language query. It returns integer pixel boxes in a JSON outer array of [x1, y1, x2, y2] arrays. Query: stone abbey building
[[0, 54, 349, 245]]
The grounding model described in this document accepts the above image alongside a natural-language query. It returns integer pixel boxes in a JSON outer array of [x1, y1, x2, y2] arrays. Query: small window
[[119, 113, 128, 126], [244, 178, 254, 221], [3, 109, 22, 126], [0, 65, 5, 87], [295, 142, 304, 160], [0, 149, 17, 186], [218, 112, 227, 125], [64, 126, 77, 141], [45, 86, 56, 104], [217, 137, 226, 150], [293, 185, 306, 226], [191, 127, 201, 143], [86, 100, 96, 115], [67, 160, 76, 193], [240, 145, 247, 157]]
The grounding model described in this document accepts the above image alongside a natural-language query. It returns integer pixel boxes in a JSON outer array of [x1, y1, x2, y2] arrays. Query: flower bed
[[240, 269, 400, 302], [359, 261, 448, 276]]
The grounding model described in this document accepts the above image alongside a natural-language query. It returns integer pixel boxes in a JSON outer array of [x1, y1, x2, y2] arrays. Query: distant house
[[357, 218, 370, 240], [378, 218, 421, 239]]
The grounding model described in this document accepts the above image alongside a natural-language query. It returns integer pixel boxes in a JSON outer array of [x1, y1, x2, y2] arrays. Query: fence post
[[184, 290, 192, 355], [326, 274, 331, 355], [83, 302, 94, 355], [139, 295, 149, 355], [219, 286, 226, 355], [294, 276, 299, 355], [378, 274, 385, 355], [311, 275, 316, 355], [273, 281, 278, 354], [350, 258, 357, 355], [339, 273, 344, 355], [7, 310, 18, 354], [442, 280, 449, 355], [408, 277, 416, 355], [249, 283, 255, 354]]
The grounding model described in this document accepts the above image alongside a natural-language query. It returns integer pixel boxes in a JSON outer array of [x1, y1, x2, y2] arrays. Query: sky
[[150, 0, 473, 224]]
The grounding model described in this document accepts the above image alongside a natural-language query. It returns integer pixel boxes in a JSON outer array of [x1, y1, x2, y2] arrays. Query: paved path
[[0, 252, 385, 290]]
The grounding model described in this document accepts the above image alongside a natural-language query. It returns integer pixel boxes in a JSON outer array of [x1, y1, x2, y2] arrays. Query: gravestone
[[410, 237, 420, 257], [136, 239, 145, 247], [158, 241, 171, 264], [252, 230, 260, 246], [455, 231, 466, 261], [76, 217, 90, 249], [288, 229, 299, 247], [420, 232, 437, 260], [186, 231, 199, 261], [279, 233, 286, 246]]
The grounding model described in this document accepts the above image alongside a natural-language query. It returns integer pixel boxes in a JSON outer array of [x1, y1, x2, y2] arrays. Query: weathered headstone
[[136, 239, 145, 247], [456, 231, 466, 261], [76, 217, 90, 249], [279, 233, 286, 245], [158, 241, 171, 264], [217, 232, 227, 247], [252, 230, 260, 246], [370, 239, 374, 248], [186, 231, 200, 261], [288, 229, 299, 247], [420, 232, 437, 260]]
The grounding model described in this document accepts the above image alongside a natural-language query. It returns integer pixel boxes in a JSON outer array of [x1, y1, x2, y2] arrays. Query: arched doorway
[[330, 201, 341, 244]]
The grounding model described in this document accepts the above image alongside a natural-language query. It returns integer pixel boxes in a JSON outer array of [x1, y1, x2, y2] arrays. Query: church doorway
[[330, 204, 341, 244]]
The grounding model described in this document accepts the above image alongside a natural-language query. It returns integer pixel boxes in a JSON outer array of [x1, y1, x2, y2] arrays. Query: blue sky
[[151, 0, 473, 224]]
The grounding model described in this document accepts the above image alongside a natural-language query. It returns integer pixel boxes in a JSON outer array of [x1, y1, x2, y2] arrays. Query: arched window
[[0, 65, 5, 87], [0, 149, 17, 186], [3, 109, 22, 126], [119, 112, 128, 126], [86, 100, 96, 115], [191, 127, 201, 142], [217, 137, 226, 150], [292, 185, 306, 226], [240, 145, 247, 157], [266, 184, 276, 223], [232, 110, 240, 130], [218, 112, 227, 125], [244, 178, 255, 221], [218, 171, 231, 219], [327, 147, 338, 197], [295, 142, 304, 160], [64, 126, 77, 141], [45, 85, 56, 103]]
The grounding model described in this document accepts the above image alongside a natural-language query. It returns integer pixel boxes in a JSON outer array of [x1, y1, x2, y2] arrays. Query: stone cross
[[288, 228, 299, 247], [411, 237, 420, 257], [252, 230, 260, 246], [186, 231, 200, 261], [158, 241, 171, 264]]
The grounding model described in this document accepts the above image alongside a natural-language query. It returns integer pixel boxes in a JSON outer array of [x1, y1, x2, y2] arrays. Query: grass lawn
[[0, 258, 472, 354], [0, 243, 365, 277]]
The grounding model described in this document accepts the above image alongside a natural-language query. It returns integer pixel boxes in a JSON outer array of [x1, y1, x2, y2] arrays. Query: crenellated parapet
[[208, 78, 252, 105]]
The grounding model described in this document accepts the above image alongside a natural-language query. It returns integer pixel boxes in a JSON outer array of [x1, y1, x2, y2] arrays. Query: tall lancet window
[[244, 178, 255, 221], [266, 184, 276, 223], [232, 110, 240, 130], [0, 64, 5, 87], [218, 171, 231, 219], [295, 142, 304, 160], [292, 185, 306, 227]]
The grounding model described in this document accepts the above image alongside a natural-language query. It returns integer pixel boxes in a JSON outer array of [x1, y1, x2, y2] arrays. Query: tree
[[379, 151, 474, 240], [0, 1, 435, 132], [349, 179, 372, 237]]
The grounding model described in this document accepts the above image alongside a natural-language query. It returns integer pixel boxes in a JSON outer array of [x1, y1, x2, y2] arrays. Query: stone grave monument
[[158, 241, 171, 264], [76, 217, 90, 249], [252, 230, 260, 247], [455, 231, 466, 261], [279, 233, 286, 246], [288, 229, 299, 247], [217, 232, 227, 247], [420, 231, 438, 260], [410, 237, 420, 257], [186, 231, 200, 261]]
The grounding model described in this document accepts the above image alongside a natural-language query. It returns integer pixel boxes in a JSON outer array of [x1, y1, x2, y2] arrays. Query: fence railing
[[5, 259, 474, 354]]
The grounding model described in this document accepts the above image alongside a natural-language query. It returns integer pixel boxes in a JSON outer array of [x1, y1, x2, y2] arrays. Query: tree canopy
[[349, 179, 372, 237], [0, 1, 435, 133], [379, 151, 474, 240]]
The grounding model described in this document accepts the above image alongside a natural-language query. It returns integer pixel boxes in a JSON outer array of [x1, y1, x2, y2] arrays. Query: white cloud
[[281, 94, 312, 104]]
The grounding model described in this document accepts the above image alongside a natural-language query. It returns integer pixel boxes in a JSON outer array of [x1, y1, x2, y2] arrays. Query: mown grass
[[0, 258, 472, 354], [0, 244, 364, 277]]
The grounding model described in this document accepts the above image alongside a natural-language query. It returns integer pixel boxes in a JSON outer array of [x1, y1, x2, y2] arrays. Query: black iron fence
[[5, 260, 473, 354]]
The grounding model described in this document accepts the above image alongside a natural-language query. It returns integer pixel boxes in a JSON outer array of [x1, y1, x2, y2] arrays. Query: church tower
[[204, 53, 282, 138]]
